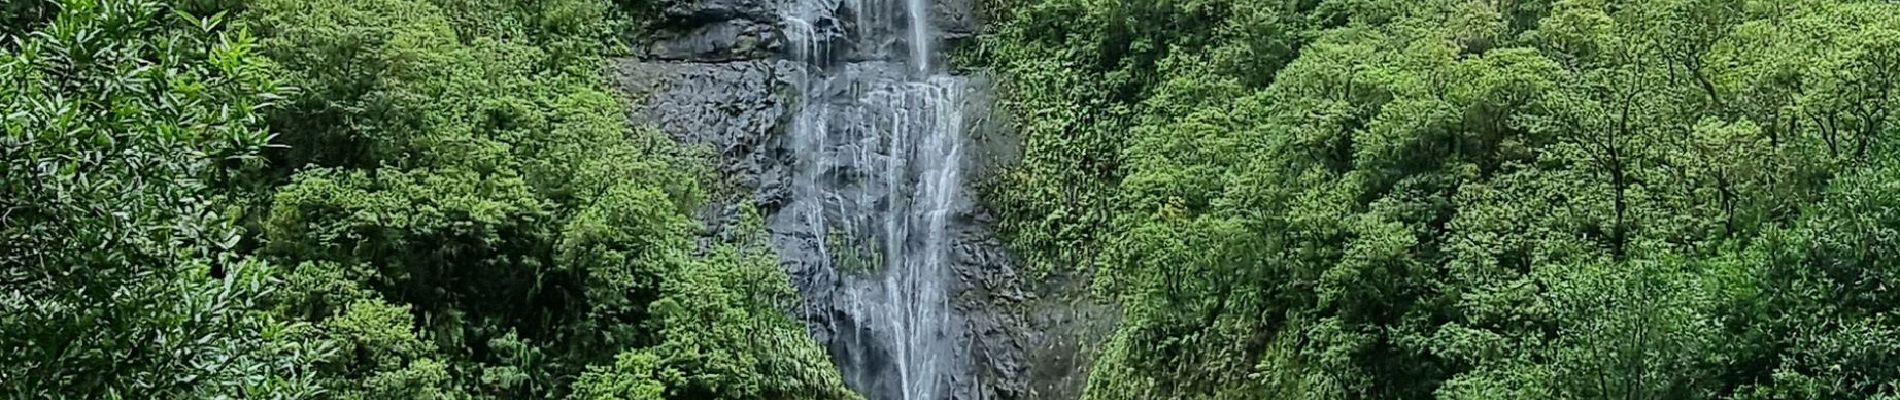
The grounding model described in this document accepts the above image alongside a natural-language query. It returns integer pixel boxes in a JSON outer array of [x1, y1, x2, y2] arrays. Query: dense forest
[[1, 0, 856, 398], [978, 0, 1900, 399], [8, 0, 1900, 399]]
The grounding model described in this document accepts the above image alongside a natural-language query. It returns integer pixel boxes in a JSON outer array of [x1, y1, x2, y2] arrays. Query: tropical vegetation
[[978, 0, 1900, 398], [11, 0, 1900, 399], [1, 0, 856, 398]]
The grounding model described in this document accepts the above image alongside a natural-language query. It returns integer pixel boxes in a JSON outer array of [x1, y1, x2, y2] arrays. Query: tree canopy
[[979, 0, 1900, 399], [1, 0, 857, 398]]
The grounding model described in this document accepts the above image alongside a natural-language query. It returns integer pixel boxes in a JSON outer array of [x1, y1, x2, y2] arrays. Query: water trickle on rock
[[779, 0, 968, 397]]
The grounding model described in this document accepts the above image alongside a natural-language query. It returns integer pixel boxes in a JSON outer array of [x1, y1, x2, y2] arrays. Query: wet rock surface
[[612, 0, 1112, 398], [638, 0, 785, 61], [610, 58, 801, 205]]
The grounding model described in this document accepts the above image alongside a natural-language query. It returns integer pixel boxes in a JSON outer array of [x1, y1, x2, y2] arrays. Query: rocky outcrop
[[612, 0, 1112, 398], [638, 0, 784, 61], [610, 59, 801, 205]]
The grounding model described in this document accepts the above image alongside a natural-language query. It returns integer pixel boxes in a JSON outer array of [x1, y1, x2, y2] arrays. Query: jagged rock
[[960, 72, 1018, 182], [610, 58, 795, 189], [662, 0, 770, 22], [642, 0, 785, 61], [639, 20, 782, 61], [611, 0, 1111, 398], [933, 0, 978, 36]]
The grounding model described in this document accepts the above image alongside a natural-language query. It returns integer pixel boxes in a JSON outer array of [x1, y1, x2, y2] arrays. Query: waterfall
[[780, 0, 967, 398]]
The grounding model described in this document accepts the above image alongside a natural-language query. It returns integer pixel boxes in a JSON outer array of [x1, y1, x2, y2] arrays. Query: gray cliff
[[609, 0, 1115, 398]]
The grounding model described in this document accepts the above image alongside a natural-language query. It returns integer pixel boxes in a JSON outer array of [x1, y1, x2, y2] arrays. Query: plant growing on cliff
[[828, 227, 887, 276]]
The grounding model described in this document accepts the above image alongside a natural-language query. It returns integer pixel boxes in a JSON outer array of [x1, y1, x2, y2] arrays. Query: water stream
[[780, 0, 967, 398]]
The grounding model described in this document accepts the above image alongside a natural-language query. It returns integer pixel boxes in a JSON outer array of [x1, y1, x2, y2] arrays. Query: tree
[[983, 0, 1900, 399], [0, 0, 318, 396]]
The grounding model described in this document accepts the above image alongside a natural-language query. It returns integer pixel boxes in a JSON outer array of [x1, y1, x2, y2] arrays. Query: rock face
[[612, 0, 1116, 399]]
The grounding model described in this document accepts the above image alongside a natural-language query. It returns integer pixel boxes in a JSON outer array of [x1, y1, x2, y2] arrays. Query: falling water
[[781, 0, 966, 398]]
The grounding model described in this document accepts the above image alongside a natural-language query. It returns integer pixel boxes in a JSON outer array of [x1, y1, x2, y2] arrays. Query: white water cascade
[[780, 0, 968, 397]]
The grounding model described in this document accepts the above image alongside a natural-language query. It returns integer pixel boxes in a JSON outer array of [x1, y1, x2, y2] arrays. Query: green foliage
[[238, 0, 854, 396], [568, 207, 859, 400], [571, 351, 672, 400], [0, 0, 316, 396], [1, 0, 56, 39], [315, 299, 459, 399], [635, 208, 862, 400], [3, 0, 855, 398], [984, 0, 1900, 399], [827, 228, 885, 275]]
